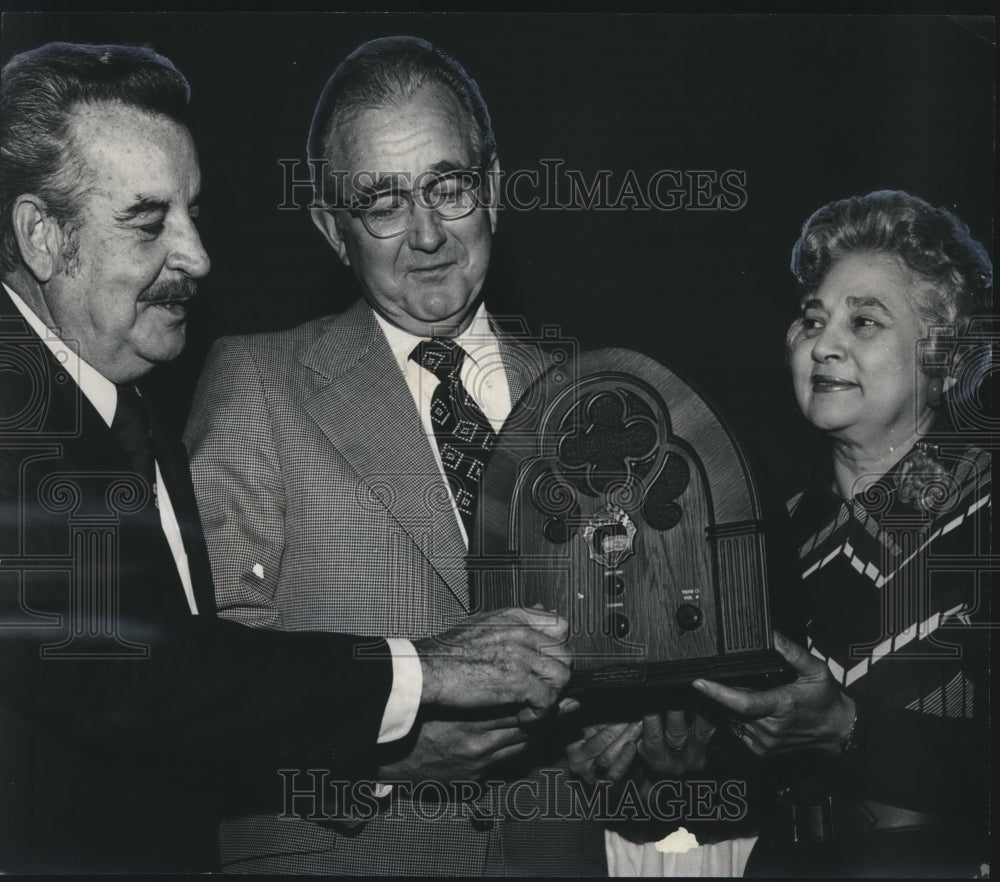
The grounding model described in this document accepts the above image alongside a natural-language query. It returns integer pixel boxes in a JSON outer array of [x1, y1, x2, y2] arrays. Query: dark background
[[1, 12, 995, 495]]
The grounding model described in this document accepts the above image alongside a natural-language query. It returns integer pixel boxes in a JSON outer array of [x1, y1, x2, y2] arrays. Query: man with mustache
[[186, 35, 603, 875], [0, 41, 571, 874]]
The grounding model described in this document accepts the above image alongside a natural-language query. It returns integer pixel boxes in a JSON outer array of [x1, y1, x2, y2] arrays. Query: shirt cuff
[[377, 638, 422, 743]]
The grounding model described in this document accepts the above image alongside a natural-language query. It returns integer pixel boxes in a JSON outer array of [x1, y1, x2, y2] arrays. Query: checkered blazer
[[185, 300, 601, 875]]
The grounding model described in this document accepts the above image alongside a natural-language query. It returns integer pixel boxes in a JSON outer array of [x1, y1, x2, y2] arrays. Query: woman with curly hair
[[694, 189, 992, 877], [577, 190, 991, 877]]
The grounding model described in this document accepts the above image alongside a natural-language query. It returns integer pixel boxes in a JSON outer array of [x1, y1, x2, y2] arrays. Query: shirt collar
[[374, 301, 499, 373], [4, 281, 118, 426]]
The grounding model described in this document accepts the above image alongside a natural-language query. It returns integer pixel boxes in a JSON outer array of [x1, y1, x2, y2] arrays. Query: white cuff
[[377, 638, 422, 743]]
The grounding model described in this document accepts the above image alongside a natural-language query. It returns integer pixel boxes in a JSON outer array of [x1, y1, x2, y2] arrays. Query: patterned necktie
[[111, 383, 157, 492], [410, 338, 498, 539]]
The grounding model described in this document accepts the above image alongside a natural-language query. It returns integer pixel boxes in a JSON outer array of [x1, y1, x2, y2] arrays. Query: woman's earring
[[927, 375, 944, 408]]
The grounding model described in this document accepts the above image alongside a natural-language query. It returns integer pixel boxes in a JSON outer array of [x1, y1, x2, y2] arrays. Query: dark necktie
[[410, 338, 498, 539], [111, 383, 157, 493]]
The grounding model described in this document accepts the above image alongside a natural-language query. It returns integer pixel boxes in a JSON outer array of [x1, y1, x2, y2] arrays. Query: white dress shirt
[[369, 303, 514, 750], [4, 283, 422, 744]]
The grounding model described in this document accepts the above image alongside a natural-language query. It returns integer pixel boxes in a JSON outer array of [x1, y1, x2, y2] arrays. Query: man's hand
[[379, 715, 529, 783], [693, 630, 855, 756], [567, 721, 642, 786], [414, 607, 571, 724]]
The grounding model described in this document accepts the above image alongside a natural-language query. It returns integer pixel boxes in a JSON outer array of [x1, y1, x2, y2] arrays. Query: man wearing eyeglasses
[[185, 36, 604, 876], [0, 40, 575, 875]]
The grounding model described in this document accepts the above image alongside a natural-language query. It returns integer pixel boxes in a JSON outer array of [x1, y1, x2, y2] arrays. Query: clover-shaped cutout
[[558, 391, 658, 494]]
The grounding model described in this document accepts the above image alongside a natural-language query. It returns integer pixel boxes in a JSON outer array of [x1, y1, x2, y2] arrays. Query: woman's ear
[[926, 374, 945, 408]]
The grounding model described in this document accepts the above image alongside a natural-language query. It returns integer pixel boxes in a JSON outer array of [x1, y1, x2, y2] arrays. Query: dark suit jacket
[[0, 289, 394, 873]]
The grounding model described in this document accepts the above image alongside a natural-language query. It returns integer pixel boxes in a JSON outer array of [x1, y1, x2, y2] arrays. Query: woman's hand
[[693, 631, 856, 756], [567, 709, 718, 787], [637, 709, 717, 776]]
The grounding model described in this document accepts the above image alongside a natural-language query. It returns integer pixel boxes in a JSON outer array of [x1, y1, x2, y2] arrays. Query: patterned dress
[[747, 438, 991, 877]]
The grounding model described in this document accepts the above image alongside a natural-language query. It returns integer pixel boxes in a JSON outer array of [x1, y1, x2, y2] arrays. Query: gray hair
[[306, 35, 496, 205], [0, 41, 190, 273], [788, 189, 992, 403]]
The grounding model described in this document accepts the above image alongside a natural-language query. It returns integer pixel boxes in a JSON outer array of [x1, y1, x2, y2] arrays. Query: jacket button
[[470, 816, 494, 832]]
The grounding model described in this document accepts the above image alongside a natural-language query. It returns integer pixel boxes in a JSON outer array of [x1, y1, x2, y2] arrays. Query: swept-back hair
[[0, 41, 190, 272]]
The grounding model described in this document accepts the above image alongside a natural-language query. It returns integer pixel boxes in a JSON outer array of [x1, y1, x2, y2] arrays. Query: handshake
[[414, 607, 573, 723]]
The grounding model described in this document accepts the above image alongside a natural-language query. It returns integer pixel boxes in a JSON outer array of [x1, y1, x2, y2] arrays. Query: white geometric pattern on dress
[[809, 600, 968, 688], [906, 670, 975, 718], [802, 490, 990, 592]]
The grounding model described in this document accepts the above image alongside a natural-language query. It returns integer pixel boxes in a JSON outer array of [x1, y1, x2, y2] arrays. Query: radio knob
[[605, 612, 630, 639], [604, 573, 626, 597], [676, 603, 703, 631]]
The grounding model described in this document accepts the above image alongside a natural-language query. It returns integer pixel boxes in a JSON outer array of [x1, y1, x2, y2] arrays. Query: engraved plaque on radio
[[470, 347, 783, 690]]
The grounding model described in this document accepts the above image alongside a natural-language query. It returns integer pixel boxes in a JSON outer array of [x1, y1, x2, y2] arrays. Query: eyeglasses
[[325, 167, 488, 239]]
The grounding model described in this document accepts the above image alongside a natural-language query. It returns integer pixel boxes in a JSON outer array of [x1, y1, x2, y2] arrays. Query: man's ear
[[486, 156, 500, 235], [12, 195, 63, 282], [310, 207, 350, 267]]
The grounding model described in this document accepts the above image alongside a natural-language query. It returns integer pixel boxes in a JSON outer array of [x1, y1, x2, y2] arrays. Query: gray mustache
[[138, 279, 198, 304]]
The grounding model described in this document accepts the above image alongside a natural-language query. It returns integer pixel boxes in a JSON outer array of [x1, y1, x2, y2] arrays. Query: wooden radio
[[469, 347, 785, 691]]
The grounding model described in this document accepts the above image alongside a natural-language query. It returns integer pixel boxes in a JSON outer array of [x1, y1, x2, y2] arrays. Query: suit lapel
[[65, 386, 197, 621], [1, 290, 197, 618], [300, 302, 471, 609]]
